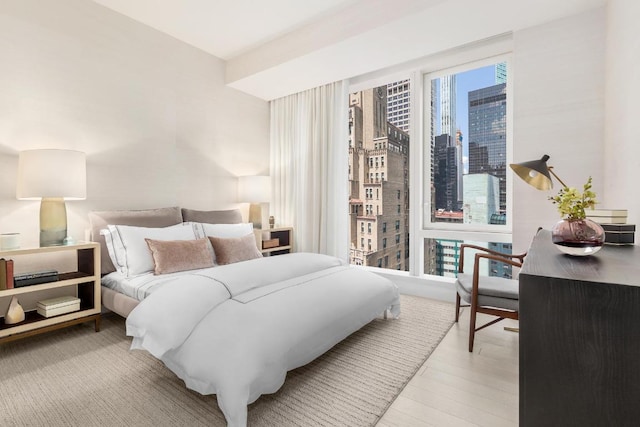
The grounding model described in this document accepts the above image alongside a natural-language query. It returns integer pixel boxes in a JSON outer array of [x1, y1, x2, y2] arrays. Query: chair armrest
[[458, 243, 526, 273]]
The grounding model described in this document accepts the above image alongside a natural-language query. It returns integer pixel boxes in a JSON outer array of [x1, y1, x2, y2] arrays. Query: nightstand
[[254, 227, 293, 256], [0, 242, 101, 344]]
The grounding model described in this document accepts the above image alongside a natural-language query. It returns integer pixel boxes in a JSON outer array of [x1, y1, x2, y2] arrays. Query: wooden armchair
[[455, 244, 526, 352]]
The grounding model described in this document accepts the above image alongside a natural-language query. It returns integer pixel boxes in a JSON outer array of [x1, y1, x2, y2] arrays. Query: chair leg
[[468, 301, 478, 353], [455, 293, 461, 323]]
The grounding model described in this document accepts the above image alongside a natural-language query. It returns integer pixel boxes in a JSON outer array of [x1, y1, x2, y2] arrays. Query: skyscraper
[[439, 75, 456, 139], [495, 62, 507, 84], [468, 83, 507, 211], [433, 134, 458, 212], [387, 80, 410, 132]]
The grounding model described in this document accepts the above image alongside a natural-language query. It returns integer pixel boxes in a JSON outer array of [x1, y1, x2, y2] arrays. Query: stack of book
[[13, 270, 58, 288], [584, 209, 635, 245], [36, 296, 80, 318], [0, 258, 15, 290]]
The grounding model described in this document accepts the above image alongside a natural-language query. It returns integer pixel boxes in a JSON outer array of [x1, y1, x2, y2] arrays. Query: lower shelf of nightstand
[[0, 311, 101, 344]]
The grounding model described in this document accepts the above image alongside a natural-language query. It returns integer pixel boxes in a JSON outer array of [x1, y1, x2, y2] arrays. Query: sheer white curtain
[[270, 81, 349, 260]]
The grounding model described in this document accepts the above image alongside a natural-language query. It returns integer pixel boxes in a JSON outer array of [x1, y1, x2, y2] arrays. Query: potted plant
[[548, 177, 605, 255]]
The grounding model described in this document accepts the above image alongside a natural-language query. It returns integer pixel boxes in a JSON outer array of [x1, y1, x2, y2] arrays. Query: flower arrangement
[[548, 176, 597, 220]]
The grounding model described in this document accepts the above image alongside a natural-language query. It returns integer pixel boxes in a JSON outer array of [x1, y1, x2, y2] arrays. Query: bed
[[89, 207, 401, 427]]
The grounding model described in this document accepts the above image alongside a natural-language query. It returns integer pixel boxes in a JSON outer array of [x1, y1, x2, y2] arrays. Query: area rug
[[0, 294, 454, 426]]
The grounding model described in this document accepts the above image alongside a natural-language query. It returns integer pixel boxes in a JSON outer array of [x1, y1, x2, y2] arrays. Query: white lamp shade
[[17, 149, 86, 200], [237, 175, 271, 203]]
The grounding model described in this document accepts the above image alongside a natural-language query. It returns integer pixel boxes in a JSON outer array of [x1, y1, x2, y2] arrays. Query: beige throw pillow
[[145, 238, 214, 275], [208, 233, 263, 265]]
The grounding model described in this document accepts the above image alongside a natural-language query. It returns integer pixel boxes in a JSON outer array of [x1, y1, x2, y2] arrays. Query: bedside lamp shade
[[17, 149, 86, 246], [238, 175, 271, 228], [238, 175, 271, 203]]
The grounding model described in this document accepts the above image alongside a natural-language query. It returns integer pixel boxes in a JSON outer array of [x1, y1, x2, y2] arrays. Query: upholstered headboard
[[88, 207, 243, 275], [181, 208, 242, 224]]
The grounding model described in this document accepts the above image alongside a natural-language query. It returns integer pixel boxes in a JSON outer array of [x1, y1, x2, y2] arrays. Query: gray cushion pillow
[[88, 207, 183, 274]]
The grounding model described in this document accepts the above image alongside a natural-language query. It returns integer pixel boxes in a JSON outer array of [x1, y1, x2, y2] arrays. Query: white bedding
[[102, 267, 221, 301], [125, 252, 400, 427]]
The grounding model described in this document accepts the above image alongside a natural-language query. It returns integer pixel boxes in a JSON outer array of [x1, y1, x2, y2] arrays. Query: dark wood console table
[[519, 229, 640, 426]]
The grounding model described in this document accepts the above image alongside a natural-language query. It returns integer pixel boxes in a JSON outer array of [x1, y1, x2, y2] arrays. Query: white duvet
[[126, 253, 400, 427]]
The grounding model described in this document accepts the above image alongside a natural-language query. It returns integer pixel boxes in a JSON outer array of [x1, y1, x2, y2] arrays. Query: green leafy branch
[[548, 176, 597, 220]]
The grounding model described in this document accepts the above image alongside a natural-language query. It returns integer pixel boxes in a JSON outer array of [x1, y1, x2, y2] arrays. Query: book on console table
[[14, 270, 58, 288], [585, 208, 628, 224]]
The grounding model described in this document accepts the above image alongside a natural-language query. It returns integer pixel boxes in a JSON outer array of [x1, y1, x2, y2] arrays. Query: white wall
[[512, 7, 606, 253], [603, 0, 640, 227], [0, 0, 270, 248]]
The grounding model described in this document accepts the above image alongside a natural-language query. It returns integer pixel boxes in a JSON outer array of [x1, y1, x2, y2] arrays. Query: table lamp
[[16, 149, 87, 247], [238, 175, 271, 229]]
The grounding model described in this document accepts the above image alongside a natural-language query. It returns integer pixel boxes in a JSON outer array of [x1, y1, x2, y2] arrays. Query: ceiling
[[91, 0, 360, 60], [91, 0, 606, 100]]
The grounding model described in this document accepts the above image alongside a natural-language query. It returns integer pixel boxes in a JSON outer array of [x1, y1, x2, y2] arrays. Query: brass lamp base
[[40, 197, 67, 247]]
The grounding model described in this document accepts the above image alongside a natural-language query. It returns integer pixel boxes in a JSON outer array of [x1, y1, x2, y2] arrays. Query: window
[[422, 58, 512, 279], [348, 60, 513, 275], [348, 80, 411, 271], [377, 258, 382, 268], [426, 61, 509, 227], [368, 239, 372, 251], [384, 256, 389, 267], [367, 223, 372, 234], [423, 238, 513, 278], [360, 222, 364, 233], [383, 238, 387, 249]]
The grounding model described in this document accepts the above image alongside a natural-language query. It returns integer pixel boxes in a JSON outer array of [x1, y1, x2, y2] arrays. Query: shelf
[[0, 241, 98, 257], [0, 242, 101, 344], [261, 245, 292, 254], [254, 227, 293, 257], [0, 272, 98, 297], [0, 308, 81, 330]]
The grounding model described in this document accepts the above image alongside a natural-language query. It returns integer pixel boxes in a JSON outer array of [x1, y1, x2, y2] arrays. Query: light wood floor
[[377, 308, 519, 427]]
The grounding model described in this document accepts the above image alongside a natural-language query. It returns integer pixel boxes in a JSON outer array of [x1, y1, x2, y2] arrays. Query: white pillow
[[193, 222, 254, 239], [104, 223, 197, 277]]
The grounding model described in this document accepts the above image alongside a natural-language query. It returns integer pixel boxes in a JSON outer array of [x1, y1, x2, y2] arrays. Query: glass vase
[[551, 218, 605, 256]]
